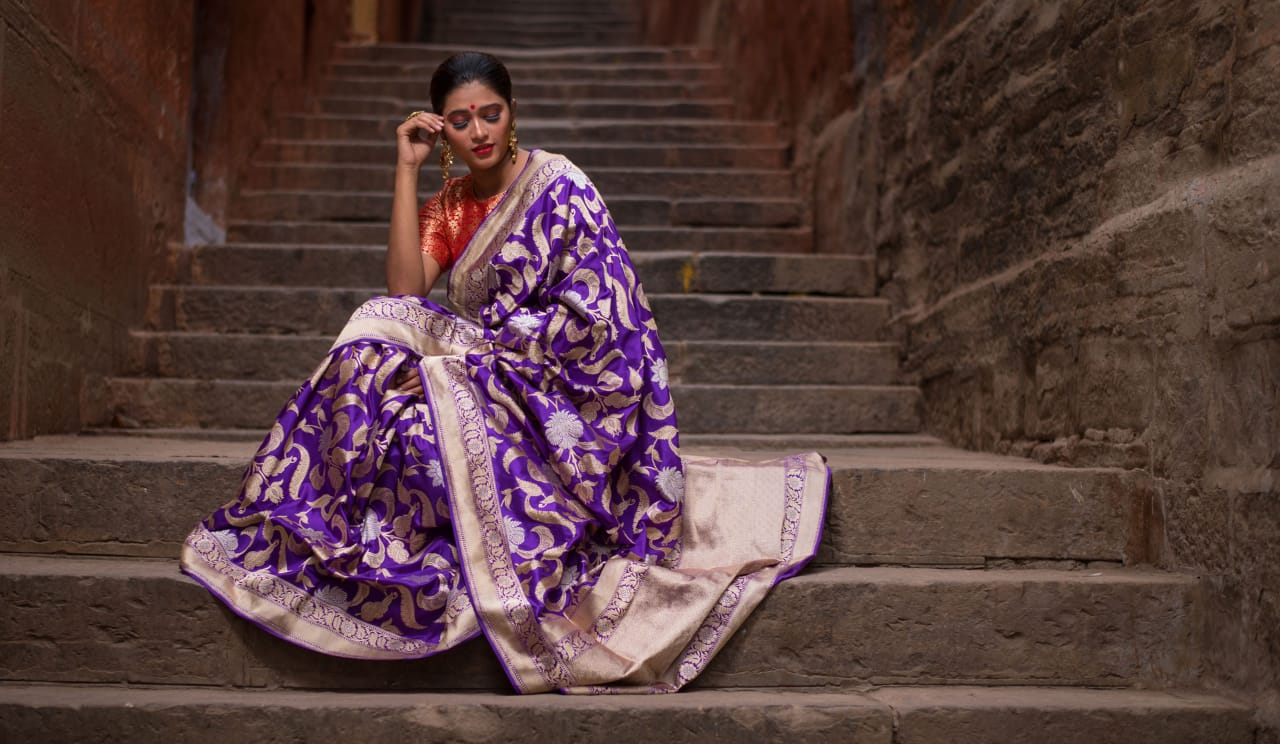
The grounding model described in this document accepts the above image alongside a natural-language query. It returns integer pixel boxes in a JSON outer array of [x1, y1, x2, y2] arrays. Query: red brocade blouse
[[418, 175, 505, 270]]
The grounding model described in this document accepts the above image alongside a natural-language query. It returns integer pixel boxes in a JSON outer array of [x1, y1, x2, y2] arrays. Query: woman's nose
[[469, 118, 486, 140]]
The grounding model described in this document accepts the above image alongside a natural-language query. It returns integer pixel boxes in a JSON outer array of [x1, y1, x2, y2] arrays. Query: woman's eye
[[449, 120, 468, 130], [484, 114, 501, 123]]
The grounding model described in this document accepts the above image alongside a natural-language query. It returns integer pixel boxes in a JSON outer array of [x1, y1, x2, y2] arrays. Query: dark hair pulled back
[[429, 52, 513, 113]]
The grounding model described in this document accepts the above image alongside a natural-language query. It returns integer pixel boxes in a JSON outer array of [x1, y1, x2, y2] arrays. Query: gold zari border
[[329, 295, 486, 357], [181, 526, 480, 660], [448, 150, 575, 321], [424, 354, 576, 692]]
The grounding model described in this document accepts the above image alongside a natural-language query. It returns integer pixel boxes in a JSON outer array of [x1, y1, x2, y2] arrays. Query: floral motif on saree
[[180, 150, 829, 693]]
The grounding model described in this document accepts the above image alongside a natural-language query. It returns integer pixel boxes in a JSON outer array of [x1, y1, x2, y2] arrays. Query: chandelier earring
[[440, 140, 454, 183], [508, 123, 519, 164]]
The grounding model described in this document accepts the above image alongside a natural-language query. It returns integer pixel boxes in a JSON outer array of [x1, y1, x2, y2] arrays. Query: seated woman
[[180, 51, 829, 694]]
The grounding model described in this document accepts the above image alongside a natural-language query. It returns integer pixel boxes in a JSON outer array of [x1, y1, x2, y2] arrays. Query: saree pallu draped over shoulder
[[180, 150, 830, 693]]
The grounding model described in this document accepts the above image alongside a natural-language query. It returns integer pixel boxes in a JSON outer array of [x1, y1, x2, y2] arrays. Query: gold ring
[[404, 110, 426, 121]]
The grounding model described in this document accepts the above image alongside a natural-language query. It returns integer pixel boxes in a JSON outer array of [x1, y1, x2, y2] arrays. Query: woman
[[180, 52, 828, 694]]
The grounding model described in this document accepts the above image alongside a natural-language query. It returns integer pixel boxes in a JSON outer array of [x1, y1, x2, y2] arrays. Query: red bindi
[[469, 104, 475, 110]]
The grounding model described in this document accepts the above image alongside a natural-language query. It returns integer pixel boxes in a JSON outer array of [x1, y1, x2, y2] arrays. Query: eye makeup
[[447, 105, 505, 130]]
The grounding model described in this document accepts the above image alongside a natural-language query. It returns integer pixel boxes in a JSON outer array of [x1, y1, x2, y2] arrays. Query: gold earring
[[507, 123, 518, 164], [440, 141, 454, 182]]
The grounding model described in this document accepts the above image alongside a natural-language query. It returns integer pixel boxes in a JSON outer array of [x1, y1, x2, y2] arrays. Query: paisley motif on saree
[[179, 150, 829, 693]]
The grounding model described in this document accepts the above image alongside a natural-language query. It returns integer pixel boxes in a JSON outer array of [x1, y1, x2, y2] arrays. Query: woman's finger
[[398, 120, 434, 139], [391, 367, 424, 396], [402, 113, 443, 132]]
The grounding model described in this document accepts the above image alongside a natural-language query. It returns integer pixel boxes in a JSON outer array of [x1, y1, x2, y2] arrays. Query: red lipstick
[[473, 143, 494, 156]]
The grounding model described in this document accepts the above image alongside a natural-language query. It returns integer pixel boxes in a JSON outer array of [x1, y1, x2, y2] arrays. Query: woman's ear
[[510, 98, 518, 119]]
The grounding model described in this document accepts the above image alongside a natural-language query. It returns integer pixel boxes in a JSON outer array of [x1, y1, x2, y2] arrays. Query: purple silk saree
[[180, 150, 829, 693]]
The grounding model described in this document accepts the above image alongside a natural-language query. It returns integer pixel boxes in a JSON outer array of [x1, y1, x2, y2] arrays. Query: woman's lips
[[473, 144, 494, 156]]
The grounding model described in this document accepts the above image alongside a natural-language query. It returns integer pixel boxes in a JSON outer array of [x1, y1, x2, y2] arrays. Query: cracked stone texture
[[643, 0, 1280, 731], [0, 554, 1201, 690], [1, 436, 1144, 565], [0, 0, 194, 441], [870, 686, 1256, 744], [0, 686, 894, 744], [0, 684, 1258, 744]]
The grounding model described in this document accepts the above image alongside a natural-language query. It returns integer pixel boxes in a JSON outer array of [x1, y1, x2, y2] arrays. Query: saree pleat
[[180, 150, 829, 693]]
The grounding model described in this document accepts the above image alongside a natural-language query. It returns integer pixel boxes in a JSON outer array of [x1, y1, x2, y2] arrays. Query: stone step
[[232, 191, 802, 227], [685, 433, 946, 449], [445, 26, 634, 37], [0, 435, 1144, 566], [242, 164, 794, 198], [324, 78, 729, 100], [94, 378, 921, 433], [429, 0, 628, 8], [431, 5, 631, 14], [429, 0, 630, 9], [435, 24, 635, 35], [433, 7, 635, 18], [430, 3, 633, 15], [0, 683, 1252, 743], [257, 140, 788, 169], [424, 35, 641, 50], [429, 12, 638, 26], [0, 553, 1201, 690], [325, 61, 722, 82], [424, 0, 625, 8], [125, 332, 897, 385], [273, 115, 775, 145], [225, 222, 813, 253], [430, 29, 640, 44], [0, 685, 887, 743], [426, 3, 630, 14], [144, 285, 886, 339], [314, 96, 737, 120], [865, 686, 1254, 743], [177, 246, 873, 296], [674, 383, 921, 433], [333, 44, 714, 65], [428, 22, 637, 38]]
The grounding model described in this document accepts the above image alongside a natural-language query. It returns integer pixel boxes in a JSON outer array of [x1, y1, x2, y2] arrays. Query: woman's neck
[[471, 149, 526, 200]]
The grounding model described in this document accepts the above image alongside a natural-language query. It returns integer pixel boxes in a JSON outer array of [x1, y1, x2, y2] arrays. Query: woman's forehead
[[441, 81, 505, 113]]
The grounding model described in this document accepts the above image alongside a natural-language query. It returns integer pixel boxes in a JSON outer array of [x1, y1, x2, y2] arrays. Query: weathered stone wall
[[645, 0, 1279, 731], [838, 1, 1278, 726], [0, 0, 349, 440], [0, 0, 194, 439], [190, 0, 350, 228]]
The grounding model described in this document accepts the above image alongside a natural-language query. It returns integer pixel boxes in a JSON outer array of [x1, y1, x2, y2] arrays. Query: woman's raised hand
[[397, 111, 445, 168]]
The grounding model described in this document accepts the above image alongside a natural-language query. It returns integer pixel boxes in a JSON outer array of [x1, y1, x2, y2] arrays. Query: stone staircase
[[422, 0, 640, 47], [0, 3, 1257, 741], [99, 41, 920, 440]]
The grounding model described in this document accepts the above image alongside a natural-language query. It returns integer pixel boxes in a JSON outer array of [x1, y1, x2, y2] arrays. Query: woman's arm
[[387, 112, 445, 296]]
